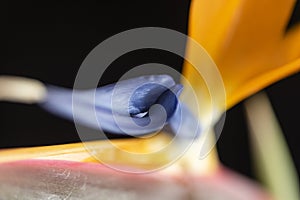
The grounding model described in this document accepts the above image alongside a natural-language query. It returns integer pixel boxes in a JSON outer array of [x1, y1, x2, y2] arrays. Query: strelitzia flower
[[0, 0, 299, 199]]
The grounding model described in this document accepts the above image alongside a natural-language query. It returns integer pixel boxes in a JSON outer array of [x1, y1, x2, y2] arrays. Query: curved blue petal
[[40, 74, 202, 138], [155, 84, 183, 119], [40, 75, 175, 134]]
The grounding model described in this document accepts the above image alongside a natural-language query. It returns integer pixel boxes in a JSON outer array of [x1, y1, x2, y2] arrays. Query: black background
[[2, 0, 300, 182]]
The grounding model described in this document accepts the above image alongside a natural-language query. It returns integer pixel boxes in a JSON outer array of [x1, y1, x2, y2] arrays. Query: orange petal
[[183, 0, 300, 109]]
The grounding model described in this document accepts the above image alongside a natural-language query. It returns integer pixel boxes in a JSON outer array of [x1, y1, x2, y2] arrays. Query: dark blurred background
[[2, 0, 300, 181]]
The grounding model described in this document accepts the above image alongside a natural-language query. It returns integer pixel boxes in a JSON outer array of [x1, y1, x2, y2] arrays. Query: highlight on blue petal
[[40, 75, 201, 138]]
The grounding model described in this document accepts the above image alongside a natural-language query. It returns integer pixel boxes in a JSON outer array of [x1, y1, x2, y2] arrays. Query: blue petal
[[155, 84, 183, 119], [40, 74, 201, 138], [41, 75, 175, 134]]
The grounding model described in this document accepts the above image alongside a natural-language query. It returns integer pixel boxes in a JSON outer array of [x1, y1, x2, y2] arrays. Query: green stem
[[244, 92, 299, 200]]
